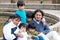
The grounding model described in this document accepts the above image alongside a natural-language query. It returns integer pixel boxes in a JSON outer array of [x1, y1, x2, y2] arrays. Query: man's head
[[28, 23, 36, 33], [12, 14, 20, 25], [17, 0, 25, 10]]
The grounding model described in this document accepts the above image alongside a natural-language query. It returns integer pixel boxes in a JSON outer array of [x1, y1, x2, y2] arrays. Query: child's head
[[17, 0, 25, 10], [12, 14, 20, 25], [28, 23, 36, 33], [18, 23, 26, 32], [26, 11, 33, 23]]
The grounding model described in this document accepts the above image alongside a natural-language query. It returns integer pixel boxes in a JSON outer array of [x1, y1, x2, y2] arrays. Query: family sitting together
[[3, 0, 60, 40]]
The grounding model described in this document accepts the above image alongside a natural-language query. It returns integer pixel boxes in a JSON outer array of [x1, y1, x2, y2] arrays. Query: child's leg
[[33, 36, 44, 40], [38, 36, 44, 40], [33, 37, 39, 40], [38, 33, 49, 40]]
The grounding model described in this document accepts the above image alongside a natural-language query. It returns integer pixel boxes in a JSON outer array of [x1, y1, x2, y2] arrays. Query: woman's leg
[[46, 31, 60, 40]]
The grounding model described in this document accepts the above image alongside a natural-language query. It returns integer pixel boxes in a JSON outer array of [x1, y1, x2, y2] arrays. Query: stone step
[[0, 3, 60, 10], [0, 11, 58, 26], [0, 8, 17, 12], [0, 12, 14, 16]]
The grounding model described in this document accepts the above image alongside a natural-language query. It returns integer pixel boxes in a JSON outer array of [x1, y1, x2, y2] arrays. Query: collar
[[18, 9, 23, 11], [10, 21, 17, 28], [33, 18, 41, 24]]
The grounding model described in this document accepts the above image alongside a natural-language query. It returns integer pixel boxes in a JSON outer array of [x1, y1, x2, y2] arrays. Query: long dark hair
[[32, 9, 44, 19]]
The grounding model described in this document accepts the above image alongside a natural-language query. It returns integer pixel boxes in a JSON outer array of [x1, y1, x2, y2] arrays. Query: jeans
[[33, 36, 44, 40]]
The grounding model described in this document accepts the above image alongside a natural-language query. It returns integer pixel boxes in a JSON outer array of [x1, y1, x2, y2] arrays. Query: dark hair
[[18, 23, 26, 28], [26, 11, 33, 18], [8, 15, 13, 19], [12, 14, 20, 19], [17, 0, 25, 7], [32, 9, 44, 18], [28, 23, 36, 29]]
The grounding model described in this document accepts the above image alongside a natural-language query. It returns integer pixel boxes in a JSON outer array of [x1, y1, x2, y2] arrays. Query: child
[[14, 23, 28, 40], [3, 14, 20, 40], [16, 0, 26, 24], [26, 11, 33, 23], [27, 23, 45, 40]]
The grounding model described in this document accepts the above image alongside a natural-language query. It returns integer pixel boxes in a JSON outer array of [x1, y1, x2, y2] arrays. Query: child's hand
[[16, 33, 23, 38], [19, 33, 23, 38]]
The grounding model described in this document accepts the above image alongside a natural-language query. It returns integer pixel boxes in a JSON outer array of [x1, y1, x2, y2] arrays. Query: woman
[[29, 9, 60, 40]]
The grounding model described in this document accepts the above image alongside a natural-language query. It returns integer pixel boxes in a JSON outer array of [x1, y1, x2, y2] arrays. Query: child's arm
[[14, 28, 23, 38], [16, 33, 23, 38]]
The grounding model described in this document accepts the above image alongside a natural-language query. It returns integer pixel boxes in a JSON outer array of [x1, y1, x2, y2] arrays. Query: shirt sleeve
[[14, 28, 19, 34], [3, 26, 16, 40], [43, 24, 50, 35]]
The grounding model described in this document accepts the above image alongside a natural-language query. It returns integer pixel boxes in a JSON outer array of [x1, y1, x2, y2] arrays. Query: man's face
[[35, 12, 42, 21], [12, 18, 20, 25], [19, 6, 25, 10]]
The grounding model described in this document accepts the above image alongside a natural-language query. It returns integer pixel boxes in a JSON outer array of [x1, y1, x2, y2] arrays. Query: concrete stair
[[0, 3, 60, 12]]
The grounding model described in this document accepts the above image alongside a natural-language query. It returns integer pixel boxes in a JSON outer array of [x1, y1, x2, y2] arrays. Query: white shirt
[[14, 28, 28, 40], [3, 21, 17, 40]]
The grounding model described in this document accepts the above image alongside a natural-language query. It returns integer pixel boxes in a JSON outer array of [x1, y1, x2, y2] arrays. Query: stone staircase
[[0, 3, 60, 12]]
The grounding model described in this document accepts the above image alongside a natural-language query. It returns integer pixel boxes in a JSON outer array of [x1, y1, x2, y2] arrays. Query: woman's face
[[35, 12, 42, 21], [12, 18, 20, 25]]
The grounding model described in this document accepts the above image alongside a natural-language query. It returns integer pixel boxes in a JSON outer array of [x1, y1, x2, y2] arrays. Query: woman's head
[[12, 14, 20, 25], [32, 9, 44, 21]]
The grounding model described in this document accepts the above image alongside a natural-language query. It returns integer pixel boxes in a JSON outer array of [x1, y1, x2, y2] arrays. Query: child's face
[[28, 28, 35, 33], [27, 18, 32, 22], [20, 26, 26, 32], [12, 18, 20, 25], [19, 6, 25, 10]]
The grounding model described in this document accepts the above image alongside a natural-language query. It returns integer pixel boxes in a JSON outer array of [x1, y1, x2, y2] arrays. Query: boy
[[14, 23, 28, 40], [3, 14, 21, 40], [26, 11, 33, 23], [16, 0, 26, 24], [27, 23, 45, 40]]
